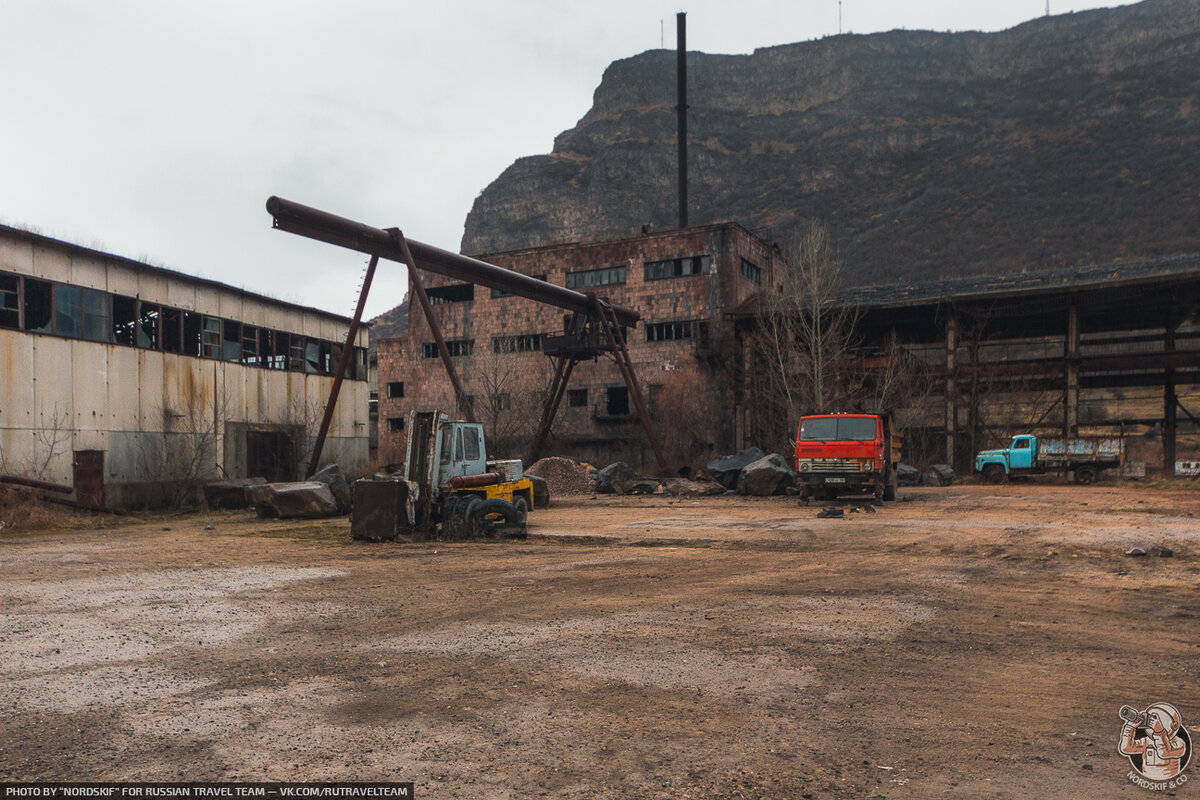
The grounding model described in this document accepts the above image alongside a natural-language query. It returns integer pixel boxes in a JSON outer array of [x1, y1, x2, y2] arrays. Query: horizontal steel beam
[[266, 196, 640, 327]]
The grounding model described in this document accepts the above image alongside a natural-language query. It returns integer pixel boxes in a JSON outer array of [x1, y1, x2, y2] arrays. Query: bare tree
[[464, 337, 556, 459], [651, 360, 722, 471], [31, 404, 73, 481], [748, 222, 860, 450]]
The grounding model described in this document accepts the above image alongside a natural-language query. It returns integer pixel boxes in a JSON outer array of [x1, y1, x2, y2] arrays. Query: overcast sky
[[0, 1, 1125, 320]]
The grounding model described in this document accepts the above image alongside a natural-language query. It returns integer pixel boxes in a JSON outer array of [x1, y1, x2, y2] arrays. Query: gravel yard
[[2, 484, 1199, 797]]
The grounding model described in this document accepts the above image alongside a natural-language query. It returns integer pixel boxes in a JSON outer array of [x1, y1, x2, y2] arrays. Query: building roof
[[835, 253, 1200, 311], [0, 223, 367, 326]]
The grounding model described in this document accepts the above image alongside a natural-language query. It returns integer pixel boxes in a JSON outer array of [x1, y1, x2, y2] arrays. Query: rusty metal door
[[73, 450, 105, 509]]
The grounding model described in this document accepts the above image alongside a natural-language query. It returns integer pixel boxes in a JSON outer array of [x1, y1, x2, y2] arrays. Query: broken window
[[0, 273, 18, 329], [354, 347, 368, 380], [289, 335, 306, 371], [565, 265, 626, 289], [138, 302, 160, 349], [322, 340, 336, 374], [23, 278, 52, 333], [644, 255, 711, 281], [112, 295, 138, 345], [490, 393, 511, 411], [426, 283, 474, 304], [567, 388, 587, 408], [222, 320, 241, 361], [645, 319, 709, 343], [81, 289, 111, 342], [740, 258, 761, 284], [53, 285, 82, 338], [161, 307, 182, 353], [202, 316, 222, 358], [387, 417, 405, 432], [386, 381, 404, 399], [305, 338, 321, 373], [183, 312, 203, 357], [423, 339, 474, 358], [606, 386, 630, 416], [492, 333, 543, 353], [241, 325, 259, 366]]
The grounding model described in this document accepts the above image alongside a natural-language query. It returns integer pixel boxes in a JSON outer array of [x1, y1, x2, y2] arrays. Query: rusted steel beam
[[392, 228, 476, 423], [306, 254, 379, 479], [266, 196, 641, 327], [0, 474, 73, 494]]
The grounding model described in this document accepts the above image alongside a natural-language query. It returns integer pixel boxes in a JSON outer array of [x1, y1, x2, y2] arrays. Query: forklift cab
[[436, 421, 488, 488]]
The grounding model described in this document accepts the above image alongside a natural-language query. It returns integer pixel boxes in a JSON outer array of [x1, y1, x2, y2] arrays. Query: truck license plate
[[826, 477, 846, 483]]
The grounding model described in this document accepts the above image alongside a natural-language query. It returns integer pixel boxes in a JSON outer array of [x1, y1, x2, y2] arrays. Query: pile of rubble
[[527, 457, 593, 496]]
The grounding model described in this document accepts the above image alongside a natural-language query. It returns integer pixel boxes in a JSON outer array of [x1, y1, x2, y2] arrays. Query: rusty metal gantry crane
[[265, 196, 668, 478]]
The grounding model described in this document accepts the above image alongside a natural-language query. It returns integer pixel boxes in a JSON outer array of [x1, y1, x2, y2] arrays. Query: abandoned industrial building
[[0, 223, 370, 508], [376, 219, 1200, 476], [376, 222, 783, 468]]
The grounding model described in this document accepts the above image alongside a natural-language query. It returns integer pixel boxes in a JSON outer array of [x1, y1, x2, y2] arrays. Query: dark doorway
[[73, 450, 105, 509], [246, 431, 295, 483]]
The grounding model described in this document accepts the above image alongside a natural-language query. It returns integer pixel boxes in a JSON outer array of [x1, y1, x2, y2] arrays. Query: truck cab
[[794, 413, 901, 501]]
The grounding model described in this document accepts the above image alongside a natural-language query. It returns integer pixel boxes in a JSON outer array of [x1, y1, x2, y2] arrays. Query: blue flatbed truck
[[974, 434, 1125, 485]]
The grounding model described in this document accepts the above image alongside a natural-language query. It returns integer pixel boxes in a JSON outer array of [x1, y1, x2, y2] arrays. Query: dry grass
[[0, 486, 120, 535]]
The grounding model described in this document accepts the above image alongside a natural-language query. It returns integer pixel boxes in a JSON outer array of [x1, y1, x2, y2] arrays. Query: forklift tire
[[513, 495, 530, 523], [440, 496, 463, 538], [470, 498, 526, 539]]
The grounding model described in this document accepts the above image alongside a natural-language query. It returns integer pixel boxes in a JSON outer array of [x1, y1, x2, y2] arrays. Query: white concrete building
[[0, 224, 369, 508]]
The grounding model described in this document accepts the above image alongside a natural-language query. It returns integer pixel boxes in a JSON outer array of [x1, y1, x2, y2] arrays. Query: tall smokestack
[[676, 12, 689, 229]]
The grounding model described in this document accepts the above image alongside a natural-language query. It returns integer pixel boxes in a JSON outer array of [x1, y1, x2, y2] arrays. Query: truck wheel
[[983, 464, 1006, 484], [1075, 466, 1097, 485], [883, 477, 897, 502]]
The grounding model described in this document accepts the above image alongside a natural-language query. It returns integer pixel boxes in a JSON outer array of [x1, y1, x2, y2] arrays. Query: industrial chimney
[[676, 12, 689, 230]]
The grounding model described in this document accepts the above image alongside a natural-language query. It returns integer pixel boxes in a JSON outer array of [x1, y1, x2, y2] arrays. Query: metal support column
[[1064, 305, 1080, 438], [1164, 318, 1178, 475], [306, 254, 378, 479], [944, 316, 958, 467], [528, 355, 578, 465], [390, 228, 476, 423]]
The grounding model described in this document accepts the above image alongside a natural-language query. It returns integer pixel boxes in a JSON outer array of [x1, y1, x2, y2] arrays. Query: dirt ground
[[2, 483, 1199, 798]]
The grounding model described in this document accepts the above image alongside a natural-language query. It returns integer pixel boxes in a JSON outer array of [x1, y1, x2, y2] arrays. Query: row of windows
[[419, 320, 709, 358], [565, 265, 627, 289], [0, 271, 367, 380], [644, 255, 711, 281], [645, 319, 710, 343], [492, 333, 543, 353], [422, 339, 475, 359], [414, 256, 731, 302], [740, 258, 762, 284]]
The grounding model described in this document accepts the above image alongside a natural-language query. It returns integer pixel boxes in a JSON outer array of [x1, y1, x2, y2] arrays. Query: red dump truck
[[794, 413, 902, 501]]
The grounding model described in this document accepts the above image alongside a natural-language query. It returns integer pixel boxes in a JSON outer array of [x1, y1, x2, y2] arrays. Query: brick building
[[377, 223, 781, 469]]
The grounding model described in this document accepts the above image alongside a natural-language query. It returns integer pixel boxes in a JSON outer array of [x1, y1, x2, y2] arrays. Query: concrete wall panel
[[31, 244, 71, 283], [106, 262, 140, 297], [0, 237, 35, 275], [0, 331, 35, 433], [71, 340, 109, 431], [69, 254, 107, 291]]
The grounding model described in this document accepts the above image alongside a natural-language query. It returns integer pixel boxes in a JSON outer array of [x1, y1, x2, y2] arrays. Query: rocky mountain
[[461, 0, 1200, 285]]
